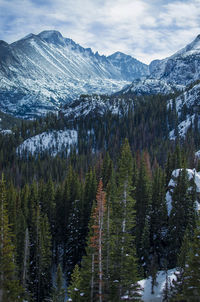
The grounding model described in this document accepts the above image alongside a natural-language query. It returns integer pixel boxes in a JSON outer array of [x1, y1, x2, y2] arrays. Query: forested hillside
[[1, 89, 200, 301]]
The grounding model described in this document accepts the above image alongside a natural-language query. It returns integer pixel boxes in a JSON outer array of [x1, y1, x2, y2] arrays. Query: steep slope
[[0, 30, 148, 118], [108, 51, 149, 81], [119, 78, 178, 96], [62, 94, 133, 120], [119, 34, 200, 96], [16, 130, 78, 156], [168, 82, 200, 140], [150, 35, 200, 86]]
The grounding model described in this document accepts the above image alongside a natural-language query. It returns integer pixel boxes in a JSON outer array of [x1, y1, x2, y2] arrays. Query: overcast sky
[[0, 0, 200, 64]]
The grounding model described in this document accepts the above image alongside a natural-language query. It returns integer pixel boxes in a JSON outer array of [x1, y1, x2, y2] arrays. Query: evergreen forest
[[1, 91, 200, 302]]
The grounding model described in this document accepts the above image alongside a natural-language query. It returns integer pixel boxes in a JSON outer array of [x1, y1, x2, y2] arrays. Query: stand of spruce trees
[[0, 91, 200, 301]]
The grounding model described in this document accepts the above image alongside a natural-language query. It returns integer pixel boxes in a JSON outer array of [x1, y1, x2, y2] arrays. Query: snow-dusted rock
[[62, 94, 133, 120], [169, 114, 195, 140], [166, 169, 200, 215], [0, 129, 13, 135], [120, 34, 200, 98], [120, 78, 180, 96], [168, 82, 200, 140], [195, 150, 200, 159], [16, 130, 77, 156], [149, 34, 200, 86], [0, 30, 148, 118]]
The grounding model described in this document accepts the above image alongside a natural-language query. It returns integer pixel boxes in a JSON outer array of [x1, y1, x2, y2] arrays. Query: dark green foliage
[[1, 90, 200, 301], [168, 168, 196, 267], [135, 154, 152, 268], [0, 175, 23, 301], [52, 264, 66, 302]]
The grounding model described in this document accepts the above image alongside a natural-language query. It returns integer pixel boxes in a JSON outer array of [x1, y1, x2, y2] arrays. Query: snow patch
[[17, 130, 77, 156], [166, 169, 200, 214], [138, 269, 177, 302]]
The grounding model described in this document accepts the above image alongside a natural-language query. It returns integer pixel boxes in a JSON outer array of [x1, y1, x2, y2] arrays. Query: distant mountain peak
[[38, 30, 65, 46], [38, 30, 63, 38], [0, 40, 8, 47]]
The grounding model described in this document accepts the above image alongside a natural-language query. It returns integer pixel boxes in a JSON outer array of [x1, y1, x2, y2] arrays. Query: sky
[[0, 0, 200, 64]]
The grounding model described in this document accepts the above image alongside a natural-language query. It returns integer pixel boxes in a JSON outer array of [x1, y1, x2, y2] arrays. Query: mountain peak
[[195, 34, 200, 41], [108, 51, 127, 59], [38, 30, 65, 46], [0, 40, 9, 47]]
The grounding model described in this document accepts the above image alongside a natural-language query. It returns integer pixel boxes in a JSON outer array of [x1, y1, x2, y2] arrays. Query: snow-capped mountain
[[150, 34, 200, 86], [0, 30, 148, 118], [107, 51, 149, 81], [120, 34, 200, 96]]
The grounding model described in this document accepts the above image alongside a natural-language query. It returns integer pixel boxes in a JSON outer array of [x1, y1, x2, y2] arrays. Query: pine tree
[[168, 168, 196, 267], [0, 175, 23, 301], [162, 269, 171, 302], [150, 167, 168, 268], [28, 203, 52, 302], [68, 264, 82, 302], [175, 218, 200, 301], [79, 179, 106, 302], [65, 198, 84, 277], [52, 264, 66, 302], [108, 139, 142, 301], [170, 228, 191, 301], [135, 154, 152, 267]]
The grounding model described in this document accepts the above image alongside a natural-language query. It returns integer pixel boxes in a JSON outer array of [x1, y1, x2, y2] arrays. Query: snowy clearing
[[17, 130, 77, 156], [139, 269, 177, 302]]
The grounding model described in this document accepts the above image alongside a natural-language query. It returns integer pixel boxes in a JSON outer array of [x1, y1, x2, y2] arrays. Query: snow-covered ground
[[169, 114, 195, 140], [17, 130, 77, 156], [168, 82, 200, 140], [0, 129, 13, 135], [62, 94, 133, 120], [139, 269, 177, 302]]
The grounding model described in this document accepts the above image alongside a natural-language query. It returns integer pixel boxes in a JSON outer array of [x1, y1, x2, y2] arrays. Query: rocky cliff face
[[0, 30, 148, 118]]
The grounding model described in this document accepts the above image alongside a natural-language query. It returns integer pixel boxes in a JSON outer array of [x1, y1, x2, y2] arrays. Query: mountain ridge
[[0, 30, 148, 118]]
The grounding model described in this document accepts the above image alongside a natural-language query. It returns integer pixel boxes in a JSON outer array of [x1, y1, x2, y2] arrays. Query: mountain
[[150, 34, 200, 85], [107, 51, 149, 81], [120, 34, 200, 96], [118, 78, 178, 96], [168, 81, 200, 140], [0, 30, 148, 118]]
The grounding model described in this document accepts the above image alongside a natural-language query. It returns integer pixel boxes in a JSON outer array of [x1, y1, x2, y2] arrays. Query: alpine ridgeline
[[0, 30, 148, 118], [121, 34, 200, 96], [1, 31, 200, 119]]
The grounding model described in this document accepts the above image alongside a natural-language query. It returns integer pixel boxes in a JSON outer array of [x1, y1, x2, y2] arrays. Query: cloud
[[0, 0, 200, 64]]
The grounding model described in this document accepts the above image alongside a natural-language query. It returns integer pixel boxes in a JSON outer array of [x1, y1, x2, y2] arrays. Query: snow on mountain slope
[[139, 269, 177, 302], [108, 51, 149, 81], [168, 82, 200, 116], [149, 34, 200, 86], [169, 114, 195, 140], [62, 94, 134, 120], [168, 82, 200, 140], [118, 34, 200, 97], [120, 78, 180, 96], [16, 130, 77, 156], [0, 30, 148, 118], [166, 169, 200, 215]]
